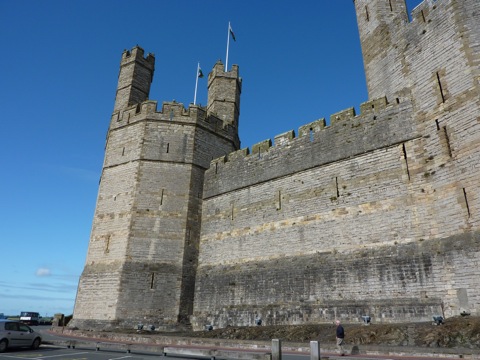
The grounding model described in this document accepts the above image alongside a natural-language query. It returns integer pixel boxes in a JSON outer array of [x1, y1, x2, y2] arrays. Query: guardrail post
[[310, 340, 320, 360], [272, 339, 282, 360]]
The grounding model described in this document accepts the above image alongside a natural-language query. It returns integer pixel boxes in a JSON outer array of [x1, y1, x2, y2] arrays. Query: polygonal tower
[[71, 46, 241, 330], [207, 61, 241, 127], [354, 0, 409, 100]]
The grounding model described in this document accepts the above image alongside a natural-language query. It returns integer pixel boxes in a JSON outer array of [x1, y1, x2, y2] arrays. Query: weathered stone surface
[[73, 0, 480, 332], [195, 0, 480, 330]]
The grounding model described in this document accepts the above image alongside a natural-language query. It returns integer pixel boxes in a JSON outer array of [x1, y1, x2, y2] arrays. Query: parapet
[[228, 148, 249, 161], [205, 92, 417, 198], [298, 119, 326, 137], [274, 130, 295, 147], [208, 60, 241, 87], [121, 46, 155, 67], [359, 97, 388, 115], [252, 139, 272, 154], [209, 93, 412, 164], [109, 99, 239, 143], [330, 108, 356, 125]]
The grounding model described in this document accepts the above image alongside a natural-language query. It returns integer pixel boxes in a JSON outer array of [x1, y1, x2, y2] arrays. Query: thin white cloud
[[36, 267, 52, 277], [0, 279, 77, 292], [0, 292, 74, 302]]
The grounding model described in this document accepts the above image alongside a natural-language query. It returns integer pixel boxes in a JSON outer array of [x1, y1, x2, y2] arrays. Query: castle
[[71, 0, 480, 331]]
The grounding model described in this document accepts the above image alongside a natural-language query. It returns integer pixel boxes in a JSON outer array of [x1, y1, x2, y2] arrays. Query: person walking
[[335, 320, 345, 355]]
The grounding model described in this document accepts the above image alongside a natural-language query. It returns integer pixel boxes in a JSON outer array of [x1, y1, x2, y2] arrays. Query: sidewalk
[[48, 327, 480, 359]]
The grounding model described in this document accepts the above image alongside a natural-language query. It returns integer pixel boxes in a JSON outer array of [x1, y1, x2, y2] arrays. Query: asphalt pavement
[[3, 326, 470, 360]]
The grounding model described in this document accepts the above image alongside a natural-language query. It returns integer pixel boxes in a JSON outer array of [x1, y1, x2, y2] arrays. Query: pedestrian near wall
[[335, 320, 345, 355]]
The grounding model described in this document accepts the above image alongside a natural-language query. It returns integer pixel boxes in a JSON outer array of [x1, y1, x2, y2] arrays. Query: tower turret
[[114, 46, 155, 112], [207, 61, 242, 128], [354, 0, 409, 99]]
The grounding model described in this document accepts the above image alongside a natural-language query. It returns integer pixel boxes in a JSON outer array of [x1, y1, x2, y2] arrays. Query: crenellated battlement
[[109, 99, 239, 143], [355, 0, 472, 101], [120, 45, 155, 66], [205, 93, 417, 198], [330, 107, 356, 125], [209, 93, 409, 167], [208, 61, 241, 87]]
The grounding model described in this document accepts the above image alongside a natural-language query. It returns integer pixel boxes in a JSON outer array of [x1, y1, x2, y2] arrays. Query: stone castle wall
[[192, 0, 480, 329], [73, 0, 480, 331]]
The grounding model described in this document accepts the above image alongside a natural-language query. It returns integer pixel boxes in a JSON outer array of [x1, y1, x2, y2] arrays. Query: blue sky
[[0, 0, 422, 317]]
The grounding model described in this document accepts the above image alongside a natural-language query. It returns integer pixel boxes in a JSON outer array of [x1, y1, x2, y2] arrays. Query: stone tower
[[113, 47, 155, 111], [354, 0, 409, 100], [71, 47, 241, 330], [207, 61, 241, 127]]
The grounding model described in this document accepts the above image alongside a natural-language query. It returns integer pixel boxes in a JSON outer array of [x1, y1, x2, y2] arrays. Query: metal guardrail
[[47, 339, 274, 360], [163, 346, 272, 360]]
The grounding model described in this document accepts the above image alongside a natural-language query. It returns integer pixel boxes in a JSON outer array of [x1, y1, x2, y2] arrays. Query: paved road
[[0, 345, 467, 360], [5, 326, 461, 360], [0, 345, 186, 360]]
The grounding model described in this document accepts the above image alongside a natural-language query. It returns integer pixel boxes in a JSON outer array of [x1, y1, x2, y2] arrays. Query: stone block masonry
[[72, 0, 480, 331], [194, 0, 480, 329], [71, 49, 241, 329]]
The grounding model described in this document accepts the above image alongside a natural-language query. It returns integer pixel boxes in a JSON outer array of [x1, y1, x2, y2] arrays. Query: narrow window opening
[[436, 71, 445, 103], [309, 128, 314, 142], [402, 143, 411, 181], [127, 112, 130, 124], [435, 119, 440, 131], [136, 104, 141, 114], [371, 104, 375, 109], [105, 235, 110, 253], [389, 0, 393, 11], [443, 126, 453, 157], [231, 203, 234, 220], [150, 273, 155, 289], [166, 143, 170, 153], [421, 10, 426, 22], [122, 147, 125, 156], [215, 162, 218, 174], [463, 188, 471, 218], [396, 98, 400, 104], [276, 190, 282, 210], [335, 177, 340, 198], [160, 189, 164, 205], [365, 5, 369, 21]]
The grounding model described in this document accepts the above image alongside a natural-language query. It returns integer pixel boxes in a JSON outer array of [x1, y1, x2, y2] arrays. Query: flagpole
[[225, 22, 231, 71], [194, 63, 199, 105]]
